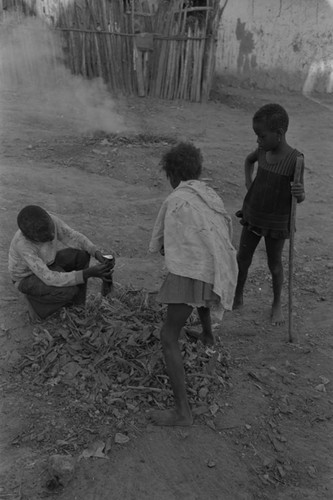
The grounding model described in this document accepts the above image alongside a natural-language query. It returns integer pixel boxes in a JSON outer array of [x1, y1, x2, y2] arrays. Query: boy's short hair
[[161, 142, 202, 181], [17, 205, 52, 241], [253, 103, 289, 132]]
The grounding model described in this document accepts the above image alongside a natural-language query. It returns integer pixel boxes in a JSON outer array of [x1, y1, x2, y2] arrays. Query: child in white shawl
[[149, 143, 237, 426]]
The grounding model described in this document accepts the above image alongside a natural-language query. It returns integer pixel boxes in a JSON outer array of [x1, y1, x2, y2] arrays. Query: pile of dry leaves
[[18, 285, 231, 418]]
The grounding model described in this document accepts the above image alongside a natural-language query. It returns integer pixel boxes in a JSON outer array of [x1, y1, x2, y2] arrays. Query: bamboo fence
[[57, 0, 138, 95], [1, 0, 226, 102], [149, 0, 218, 101], [0, 0, 37, 16]]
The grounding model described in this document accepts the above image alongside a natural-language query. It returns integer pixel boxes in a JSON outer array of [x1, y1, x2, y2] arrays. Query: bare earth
[[1, 86, 333, 500]]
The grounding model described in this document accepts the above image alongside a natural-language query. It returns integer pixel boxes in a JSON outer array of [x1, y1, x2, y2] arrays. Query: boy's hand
[[83, 263, 114, 281], [291, 182, 305, 202], [95, 250, 116, 268], [94, 250, 105, 264]]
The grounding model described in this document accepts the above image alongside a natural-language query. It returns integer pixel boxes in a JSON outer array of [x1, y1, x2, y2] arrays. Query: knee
[[267, 260, 283, 275], [77, 250, 90, 269], [237, 251, 252, 269], [68, 285, 80, 300], [57, 285, 79, 301]]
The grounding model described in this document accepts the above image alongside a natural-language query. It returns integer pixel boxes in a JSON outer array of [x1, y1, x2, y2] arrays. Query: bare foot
[[148, 409, 193, 426], [185, 329, 215, 346], [232, 293, 243, 310], [271, 304, 285, 325]]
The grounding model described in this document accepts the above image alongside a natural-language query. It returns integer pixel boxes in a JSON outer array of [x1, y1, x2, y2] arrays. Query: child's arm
[[244, 150, 258, 190], [149, 201, 166, 253], [16, 241, 85, 287]]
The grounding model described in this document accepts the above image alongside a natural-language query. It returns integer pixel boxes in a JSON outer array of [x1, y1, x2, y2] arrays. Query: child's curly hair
[[161, 142, 202, 181], [253, 103, 289, 132]]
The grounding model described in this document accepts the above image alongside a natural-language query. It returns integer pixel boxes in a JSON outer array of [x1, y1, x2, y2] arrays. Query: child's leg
[[233, 227, 261, 309], [264, 237, 286, 325], [197, 307, 214, 346], [184, 307, 214, 346], [149, 303, 193, 426], [53, 249, 90, 271]]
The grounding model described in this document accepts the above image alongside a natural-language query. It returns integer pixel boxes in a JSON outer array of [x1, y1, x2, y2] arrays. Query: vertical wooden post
[[288, 156, 304, 343]]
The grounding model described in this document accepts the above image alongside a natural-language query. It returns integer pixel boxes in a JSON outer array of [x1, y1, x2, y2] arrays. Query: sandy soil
[[1, 77, 333, 500]]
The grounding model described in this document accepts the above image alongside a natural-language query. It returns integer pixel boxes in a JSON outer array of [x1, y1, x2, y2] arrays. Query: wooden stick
[[288, 155, 304, 343], [56, 27, 208, 41], [125, 385, 170, 393]]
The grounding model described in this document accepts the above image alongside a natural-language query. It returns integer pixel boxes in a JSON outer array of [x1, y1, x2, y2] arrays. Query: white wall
[[216, 0, 333, 93]]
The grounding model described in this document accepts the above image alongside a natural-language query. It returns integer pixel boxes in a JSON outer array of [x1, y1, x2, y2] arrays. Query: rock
[[277, 465, 285, 477], [92, 149, 107, 156], [268, 433, 284, 452], [47, 454, 76, 487], [263, 457, 275, 468], [209, 403, 219, 416], [114, 433, 129, 444], [79, 440, 108, 459], [307, 465, 316, 478], [198, 387, 209, 399], [100, 139, 112, 146], [315, 383, 326, 392]]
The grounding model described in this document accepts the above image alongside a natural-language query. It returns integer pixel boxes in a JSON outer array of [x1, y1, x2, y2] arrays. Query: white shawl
[[149, 180, 237, 310]]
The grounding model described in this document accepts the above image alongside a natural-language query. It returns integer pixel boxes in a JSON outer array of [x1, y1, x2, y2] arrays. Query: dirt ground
[[1, 80, 333, 500]]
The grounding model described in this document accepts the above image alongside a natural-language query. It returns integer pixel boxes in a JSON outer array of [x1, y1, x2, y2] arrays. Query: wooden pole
[[288, 155, 304, 343]]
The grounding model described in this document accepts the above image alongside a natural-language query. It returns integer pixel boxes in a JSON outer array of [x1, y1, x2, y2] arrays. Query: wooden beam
[[55, 27, 210, 41], [125, 11, 153, 17], [175, 7, 213, 13]]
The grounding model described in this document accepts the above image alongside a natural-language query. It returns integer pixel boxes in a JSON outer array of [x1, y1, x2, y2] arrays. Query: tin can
[[101, 254, 115, 297]]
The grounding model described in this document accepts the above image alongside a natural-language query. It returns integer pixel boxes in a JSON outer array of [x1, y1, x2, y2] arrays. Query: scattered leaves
[[17, 286, 231, 421]]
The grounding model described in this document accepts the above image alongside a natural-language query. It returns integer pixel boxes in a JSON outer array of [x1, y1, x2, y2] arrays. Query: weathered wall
[[216, 0, 333, 93]]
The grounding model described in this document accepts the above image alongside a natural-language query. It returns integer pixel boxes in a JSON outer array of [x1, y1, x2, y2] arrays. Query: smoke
[[0, 14, 126, 136]]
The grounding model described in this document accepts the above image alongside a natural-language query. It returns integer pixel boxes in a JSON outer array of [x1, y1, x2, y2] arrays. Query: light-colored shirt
[[8, 214, 97, 287], [149, 180, 238, 310]]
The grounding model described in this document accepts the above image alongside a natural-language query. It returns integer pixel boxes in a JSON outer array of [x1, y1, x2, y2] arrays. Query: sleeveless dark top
[[240, 148, 302, 239]]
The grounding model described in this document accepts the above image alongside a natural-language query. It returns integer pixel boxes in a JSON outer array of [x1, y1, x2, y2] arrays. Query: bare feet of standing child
[[271, 303, 285, 325], [185, 328, 215, 346]]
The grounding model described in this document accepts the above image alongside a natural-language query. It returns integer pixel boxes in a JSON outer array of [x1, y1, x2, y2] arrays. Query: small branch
[[125, 385, 171, 393]]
